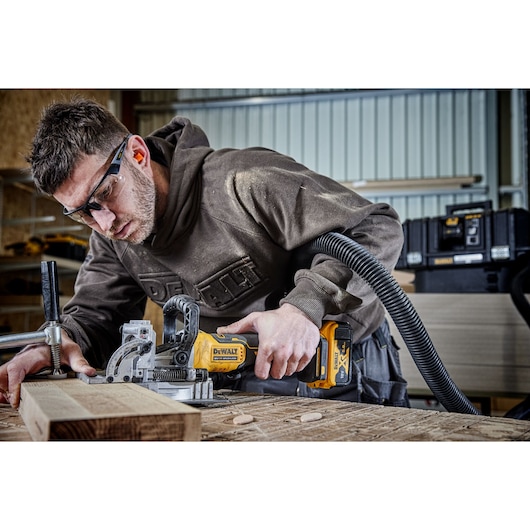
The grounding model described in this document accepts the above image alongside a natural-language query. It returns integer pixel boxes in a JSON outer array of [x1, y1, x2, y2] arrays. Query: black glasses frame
[[63, 134, 132, 220]]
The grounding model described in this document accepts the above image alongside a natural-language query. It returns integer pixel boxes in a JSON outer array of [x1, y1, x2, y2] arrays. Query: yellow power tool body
[[192, 319, 354, 389]]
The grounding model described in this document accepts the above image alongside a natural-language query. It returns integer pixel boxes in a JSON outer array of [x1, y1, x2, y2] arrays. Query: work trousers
[[222, 319, 410, 408]]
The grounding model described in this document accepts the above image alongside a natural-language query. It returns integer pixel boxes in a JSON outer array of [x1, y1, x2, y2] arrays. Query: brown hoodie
[[61, 117, 404, 368]]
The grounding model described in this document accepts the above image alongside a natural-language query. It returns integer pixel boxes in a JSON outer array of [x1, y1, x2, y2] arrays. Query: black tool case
[[396, 201, 530, 293]]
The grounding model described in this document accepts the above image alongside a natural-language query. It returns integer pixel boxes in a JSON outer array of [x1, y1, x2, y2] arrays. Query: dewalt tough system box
[[396, 201, 530, 293]]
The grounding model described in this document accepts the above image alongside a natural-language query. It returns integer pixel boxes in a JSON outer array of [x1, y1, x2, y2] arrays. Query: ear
[[129, 135, 149, 167]]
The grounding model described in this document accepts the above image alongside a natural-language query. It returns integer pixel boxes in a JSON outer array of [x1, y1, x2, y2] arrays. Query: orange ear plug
[[134, 152, 144, 163]]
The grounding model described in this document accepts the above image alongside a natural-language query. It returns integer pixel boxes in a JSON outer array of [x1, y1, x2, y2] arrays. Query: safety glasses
[[63, 134, 132, 223]]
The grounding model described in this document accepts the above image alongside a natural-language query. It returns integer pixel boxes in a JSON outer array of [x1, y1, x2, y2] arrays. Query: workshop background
[[1, 88, 529, 416]]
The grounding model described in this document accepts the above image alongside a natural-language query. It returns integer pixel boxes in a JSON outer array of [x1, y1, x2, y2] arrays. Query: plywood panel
[[389, 293, 530, 396]]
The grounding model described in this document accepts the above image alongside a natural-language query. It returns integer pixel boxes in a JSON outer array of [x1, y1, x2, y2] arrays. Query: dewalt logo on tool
[[212, 346, 242, 361]]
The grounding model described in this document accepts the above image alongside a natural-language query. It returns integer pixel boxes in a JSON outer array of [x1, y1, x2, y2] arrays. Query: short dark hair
[[27, 98, 129, 195]]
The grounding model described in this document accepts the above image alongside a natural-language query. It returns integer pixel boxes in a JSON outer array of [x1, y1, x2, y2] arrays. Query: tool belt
[[222, 319, 410, 408]]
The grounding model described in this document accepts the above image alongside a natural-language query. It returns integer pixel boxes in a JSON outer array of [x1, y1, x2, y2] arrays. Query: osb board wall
[[0, 89, 110, 169]]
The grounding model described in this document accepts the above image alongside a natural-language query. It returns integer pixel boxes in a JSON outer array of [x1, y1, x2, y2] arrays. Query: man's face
[[54, 150, 156, 245]]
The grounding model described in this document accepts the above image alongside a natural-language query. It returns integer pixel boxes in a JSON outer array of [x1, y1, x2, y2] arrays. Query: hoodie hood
[[148, 116, 211, 149], [144, 116, 213, 253]]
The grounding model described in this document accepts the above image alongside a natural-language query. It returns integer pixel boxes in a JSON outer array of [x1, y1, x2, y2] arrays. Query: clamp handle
[[41, 260, 60, 322], [40, 260, 66, 378]]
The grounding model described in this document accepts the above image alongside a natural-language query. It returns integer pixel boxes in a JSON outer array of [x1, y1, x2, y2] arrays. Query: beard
[[107, 162, 156, 245]]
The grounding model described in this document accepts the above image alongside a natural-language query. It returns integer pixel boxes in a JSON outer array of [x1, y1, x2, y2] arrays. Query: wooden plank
[[18, 379, 201, 441], [396, 293, 529, 327], [400, 360, 530, 397], [344, 175, 481, 191]]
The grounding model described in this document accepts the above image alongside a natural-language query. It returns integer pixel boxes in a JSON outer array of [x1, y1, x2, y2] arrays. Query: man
[[0, 98, 408, 408]]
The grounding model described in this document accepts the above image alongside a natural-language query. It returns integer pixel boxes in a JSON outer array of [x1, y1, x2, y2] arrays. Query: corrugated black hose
[[308, 231, 480, 415]]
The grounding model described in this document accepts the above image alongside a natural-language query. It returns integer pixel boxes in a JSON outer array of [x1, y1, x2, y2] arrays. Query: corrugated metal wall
[[136, 89, 497, 221]]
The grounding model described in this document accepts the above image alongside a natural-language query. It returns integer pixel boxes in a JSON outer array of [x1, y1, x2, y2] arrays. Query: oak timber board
[[18, 378, 201, 441]]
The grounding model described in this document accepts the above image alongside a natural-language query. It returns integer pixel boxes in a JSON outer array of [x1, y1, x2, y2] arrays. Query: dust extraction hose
[[309, 231, 480, 415]]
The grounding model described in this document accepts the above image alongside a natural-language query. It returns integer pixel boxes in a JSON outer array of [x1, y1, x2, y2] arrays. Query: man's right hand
[[0, 330, 96, 409]]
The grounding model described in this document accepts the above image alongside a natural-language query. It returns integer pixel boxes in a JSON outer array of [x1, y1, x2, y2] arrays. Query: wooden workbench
[[2, 390, 530, 441]]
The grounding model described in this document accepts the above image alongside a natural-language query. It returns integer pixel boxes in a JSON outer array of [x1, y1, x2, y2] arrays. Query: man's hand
[[0, 331, 96, 409], [217, 303, 320, 380]]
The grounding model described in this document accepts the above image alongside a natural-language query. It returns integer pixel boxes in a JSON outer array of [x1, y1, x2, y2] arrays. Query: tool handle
[[41, 260, 60, 322]]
